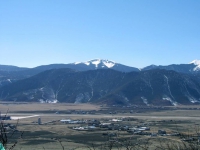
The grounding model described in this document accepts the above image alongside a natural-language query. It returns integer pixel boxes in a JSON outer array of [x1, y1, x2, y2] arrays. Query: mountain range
[[0, 59, 200, 106]]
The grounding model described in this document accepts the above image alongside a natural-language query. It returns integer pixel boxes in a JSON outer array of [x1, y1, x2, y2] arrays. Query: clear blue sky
[[0, 0, 199, 68]]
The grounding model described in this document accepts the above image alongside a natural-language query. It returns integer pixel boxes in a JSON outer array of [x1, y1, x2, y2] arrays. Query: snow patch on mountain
[[7, 79, 12, 83], [102, 60, 115, 68], [74, 59, 116, 68], [141, 97, 149, 106], [75, 94, 82, 103], [164, 75, 175, 101], [186, 96, 198, 103], [74, 93, 92, 103], [48, 99, 58, 103], [162, 96, 178, 106], [39, 99, 58, 103], [190, 60, 200, 71], [91, 59, 101, 67], [84, 62, 90, 65], [74, 62, 81, 65]]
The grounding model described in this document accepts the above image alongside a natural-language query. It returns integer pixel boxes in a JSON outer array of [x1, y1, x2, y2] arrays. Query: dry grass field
[[1, 103, 200, 150], [0, 102, 100, 113]]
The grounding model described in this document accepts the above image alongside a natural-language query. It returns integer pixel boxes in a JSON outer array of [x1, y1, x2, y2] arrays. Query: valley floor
[[1, 103, 200, 150]]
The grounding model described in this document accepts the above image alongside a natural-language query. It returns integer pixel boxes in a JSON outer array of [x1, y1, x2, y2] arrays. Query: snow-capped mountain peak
[[102, 59, 115, 68], [190, 60, 200, 65], [190, 60, 200, 71], [90, 59, 101, 68], [74, 59, 116, 68]]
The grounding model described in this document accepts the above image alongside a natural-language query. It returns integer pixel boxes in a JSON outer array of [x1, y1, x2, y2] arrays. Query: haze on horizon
[[0, 0, 199, 68]]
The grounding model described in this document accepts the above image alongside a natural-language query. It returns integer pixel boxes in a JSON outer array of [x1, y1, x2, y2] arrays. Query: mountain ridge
[[0, 59, 200, 88], [1, 59, 200, 106], [1, 58, 200, 73], [0, 68, 200, 106]]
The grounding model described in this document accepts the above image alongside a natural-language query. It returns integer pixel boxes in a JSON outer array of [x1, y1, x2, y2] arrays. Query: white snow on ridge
[[74, 62, 81, 65], [74, 59, 116, 68], [190, 60, 200, 71], [190, 60, 200, 65], [91, 59, 101, 68], [84, 62, 90, 65], [102, 60, 115, 68]]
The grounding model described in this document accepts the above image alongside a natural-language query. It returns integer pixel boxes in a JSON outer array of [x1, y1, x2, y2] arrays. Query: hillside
[[0, 68, 200, 106]]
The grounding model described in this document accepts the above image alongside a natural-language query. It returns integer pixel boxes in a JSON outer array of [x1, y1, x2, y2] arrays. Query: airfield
[[1, 103, 200, 150]]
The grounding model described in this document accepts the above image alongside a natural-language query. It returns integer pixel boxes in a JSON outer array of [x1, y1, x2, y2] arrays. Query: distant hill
[[0, 65, 28, 72], [142, 64, 197, 74]]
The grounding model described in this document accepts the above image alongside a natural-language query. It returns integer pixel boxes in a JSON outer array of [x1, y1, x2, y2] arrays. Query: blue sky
[[0, 0, 199, 68]]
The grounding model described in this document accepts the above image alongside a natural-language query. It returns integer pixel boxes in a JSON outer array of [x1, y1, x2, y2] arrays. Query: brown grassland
[[1, 103, 200, 150]]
